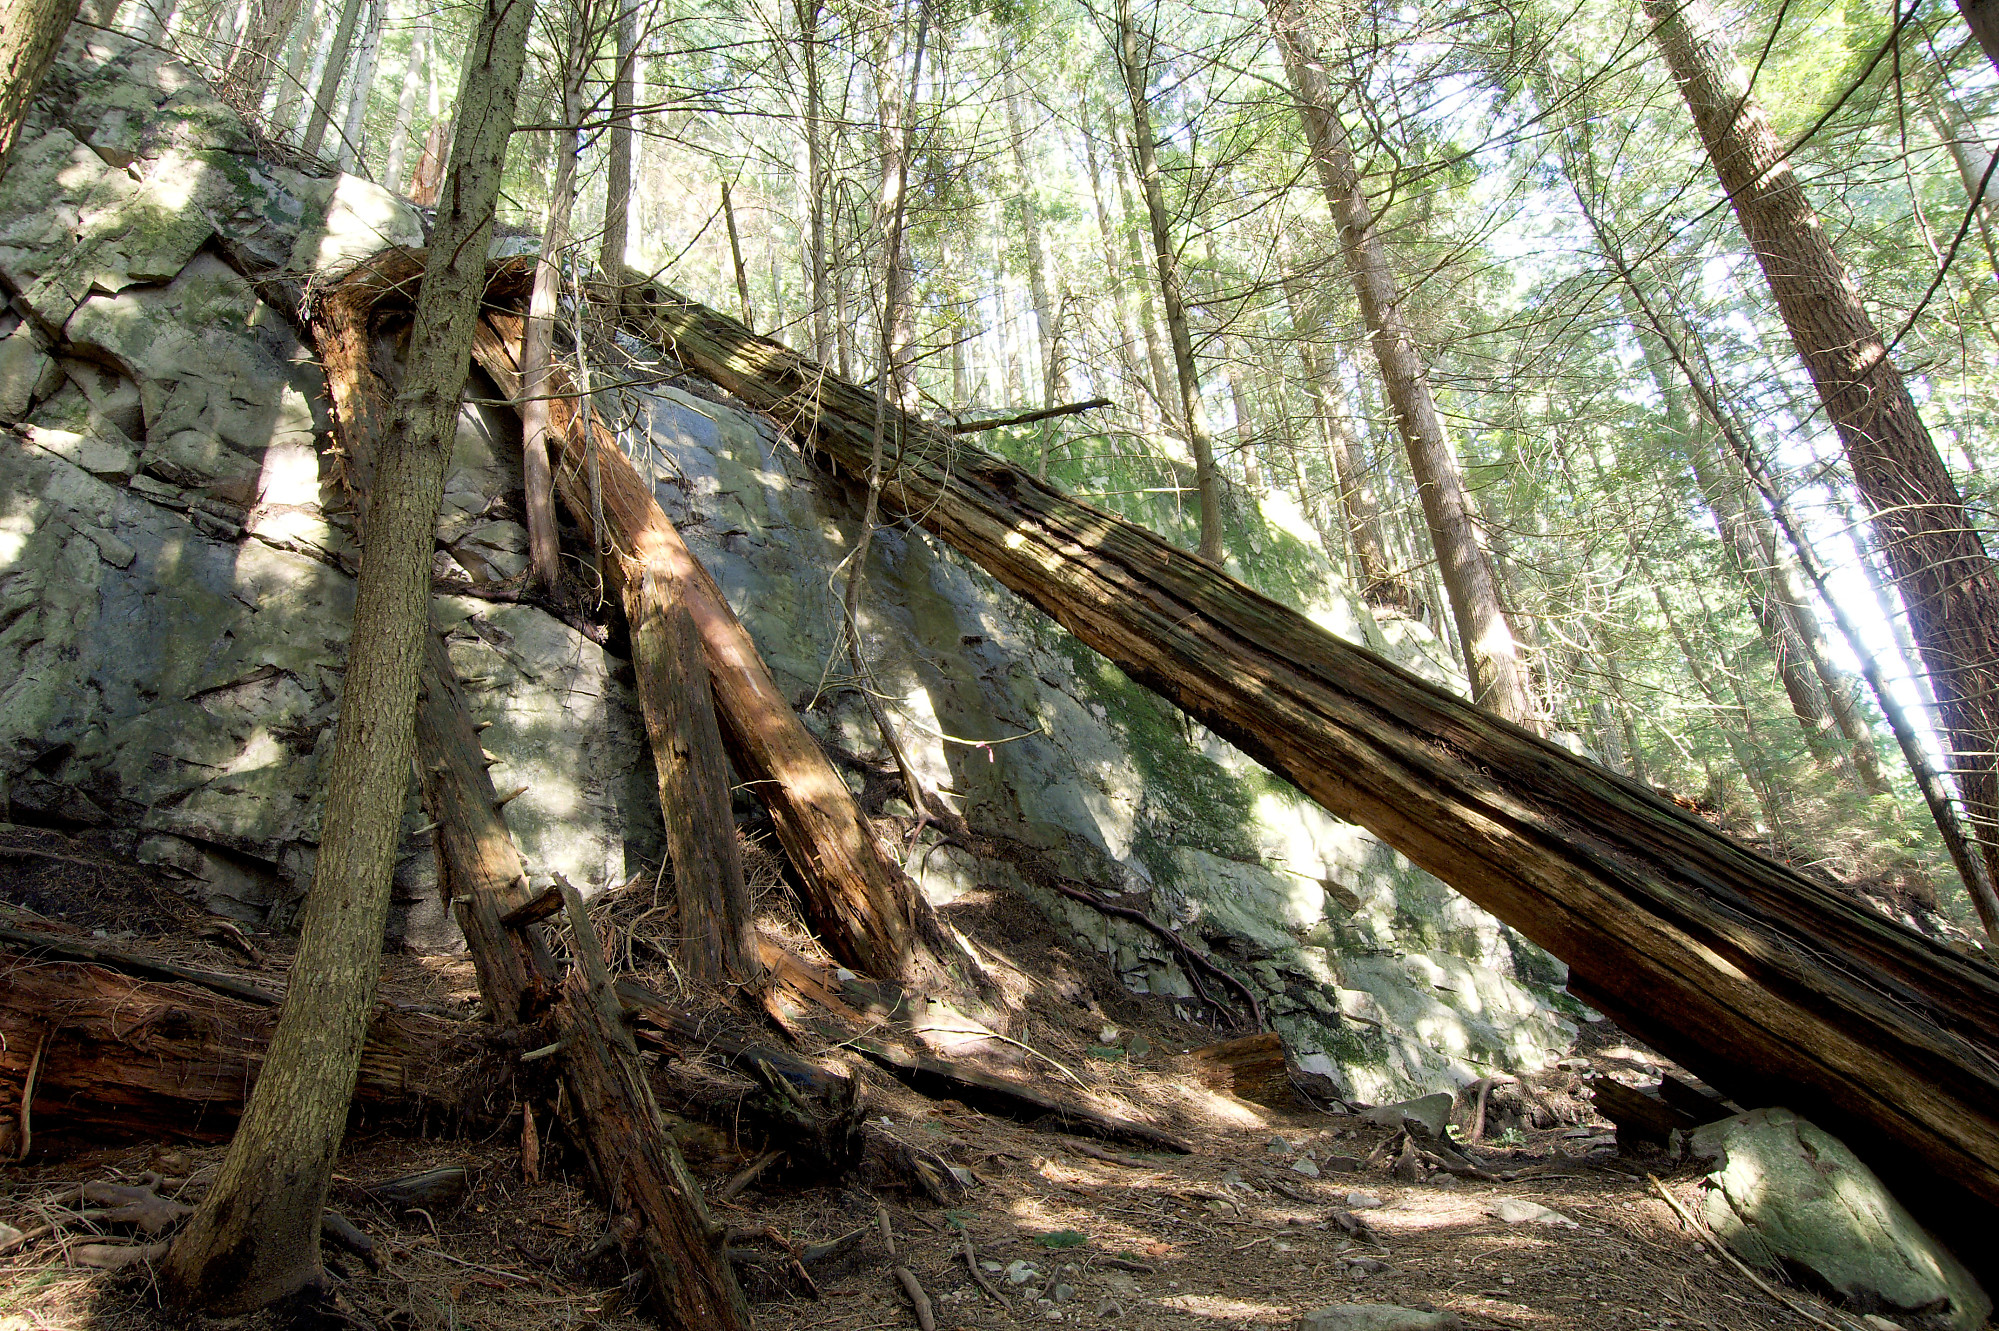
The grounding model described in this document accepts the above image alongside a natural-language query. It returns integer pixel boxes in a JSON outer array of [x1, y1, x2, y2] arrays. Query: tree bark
[[380, 10, 427, 194], [599, 0, 636, 272], [158, 0, 534, 1310], [299, 0, 364, 158], [333, 0, 382, 171], [1647, 0, 1999, 878], [1957, 0, 1999, 80], [1112, 0, 1223, 562], [517, 42, 583, 593], [0, 0, 79, 172], [631, 562, 760, 983], [1, 957, 496, 1150], [615, 276, 1999, 1232], [214, 0, 304, 110], [722, 178, 754, 326], [1267, 0, 1534, 727], [1005, 63, 1058, 409]]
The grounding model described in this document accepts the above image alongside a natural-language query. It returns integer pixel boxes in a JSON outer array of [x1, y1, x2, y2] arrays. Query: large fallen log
[[608, 278, 1999, 1232], [0, 955, 496, 1149]]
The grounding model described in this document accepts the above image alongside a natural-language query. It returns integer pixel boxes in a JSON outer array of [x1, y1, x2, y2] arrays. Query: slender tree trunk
[[273, 9, 319, 134], [334, 0, 381, 171], [600, 0, 636, 273], [1267, 0, 1534, 726], [132, 0, 175, 44], [722, 178, 754, 325], [1004, 64, 1058, 409], [159, 0, 535, 1309], [299, 0, 363, 157], [380, 11, 426, 193], [1648, 0, 1999, 872], [1113, 0, 1222, 561], [0, 0, 80, 172], [1282, 271, 1409, 609], [215, 0, 302, 108], [517, 43, 583, 593], [796, 0, 830, 365]]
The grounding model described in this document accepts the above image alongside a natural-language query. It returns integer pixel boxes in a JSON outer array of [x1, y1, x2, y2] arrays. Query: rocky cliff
[[0, 30, 1577, 1101]]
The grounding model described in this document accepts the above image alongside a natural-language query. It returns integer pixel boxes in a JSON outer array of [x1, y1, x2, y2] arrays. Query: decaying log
[[312, 264, 752, 1329], [464, 295, 973, 997], [0, 923, 282, 1007], [609, 276, 1999, 1231], [0, 956, 496, 1147], [1590, 1078, 1702, 1148], [850, 1036, 1192, 1154], [1187, 1033, 1294, 1109], [629, 562, 759, 983]]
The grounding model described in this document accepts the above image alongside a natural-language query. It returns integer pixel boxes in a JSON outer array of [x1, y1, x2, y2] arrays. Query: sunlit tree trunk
[[1648, 0, 1999, 867], [381, 10, 426, 193], [216, 0, 304, 110], [334, 0, 381, 171], [600, 0, 636, 273], [518, 32, 585, 592], [1268, 0, 1533, 725], [0, 0, 80, 172], [159, 0, 535, 1310], [1112, 0, 1222, 561], [299, 0, 363, 157]]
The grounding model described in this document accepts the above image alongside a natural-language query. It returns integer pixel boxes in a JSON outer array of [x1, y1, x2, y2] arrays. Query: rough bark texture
[[0, 0, 78, 170], [1269, 0, 1535, 727], [0, 957, 496, 1150], [1960, 0, 1999, 79], [1647, 0, 1999, 876], [599, 0, 635, 273], [630, 562, 760, 983], [158, 0, 535, 1310], [612, 276, 1999, 1232], [1113, 0, 1223, 563], [466, 289, 971, 994]]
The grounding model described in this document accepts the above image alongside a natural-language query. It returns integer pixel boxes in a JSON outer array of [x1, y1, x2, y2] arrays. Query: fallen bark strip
[[0, 957, 496, 1146], [313, 263, 752, 1330], [608, 278, 1999, 1224], [848, 1036, 1193, 1154]]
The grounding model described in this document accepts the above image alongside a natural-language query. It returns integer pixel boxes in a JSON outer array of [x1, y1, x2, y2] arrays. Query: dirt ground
[[0, 822, 1926, 1331]]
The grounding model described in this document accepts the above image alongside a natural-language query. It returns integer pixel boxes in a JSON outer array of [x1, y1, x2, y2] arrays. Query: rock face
[[0, 30, 1576, 1095], [1690, 1108, 1990, 1330]]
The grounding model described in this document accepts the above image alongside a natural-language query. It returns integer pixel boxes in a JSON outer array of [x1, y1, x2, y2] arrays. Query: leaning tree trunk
[[615, 275, 1999, 1234], [1267, 0, 1535, 728], [158, 0, 535, 1312], [517, 39, 582, 593], [0, 0, 79, 171], [1646, 0, 1999, 878], [1112, 0, 1224, 563]]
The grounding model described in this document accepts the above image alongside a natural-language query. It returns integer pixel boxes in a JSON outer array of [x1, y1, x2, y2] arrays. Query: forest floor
[[0, 823, 1900, 1331]]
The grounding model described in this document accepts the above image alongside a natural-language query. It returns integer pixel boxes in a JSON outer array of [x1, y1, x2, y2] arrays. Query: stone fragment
[[1486, 1198, 1577, 1228], [1690, 1108, 1989, 1330], [1267, 1136, 1294, 1154], [1345, 1191, 1383, 1209], [1292, 1157, 1321, 1178], [1360, 1093, 1454, 1137], [1297, 1306, 1461, 1331]]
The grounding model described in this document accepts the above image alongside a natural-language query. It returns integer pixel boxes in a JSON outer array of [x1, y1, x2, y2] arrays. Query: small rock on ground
[[1487, 1197, 1578, 1228]]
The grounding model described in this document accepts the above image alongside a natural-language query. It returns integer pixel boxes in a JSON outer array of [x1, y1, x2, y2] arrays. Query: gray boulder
[[1359, 1092, 1455, 1138], [1690, 1108, 1989, 1330], [1298, 1306, 1461, 1331]]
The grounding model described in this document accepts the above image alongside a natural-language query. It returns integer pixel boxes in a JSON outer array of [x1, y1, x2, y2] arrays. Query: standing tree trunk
[[1267, 0, 1534, 726], [517, 35, 584, 593], [1112, 0, 1223, 562], [1648, 0, 1999, 868], [0, 0, 79, 172], [215, 0, 304, 109], [299, 0, 364, 157], [1004, 63, 1058, 408], [157, 0, 535, 1310], [380, 8, 425, 193], [796, 0, 830, 365], [600, 0, 636, 273], [1957, 0, 1999, 80], [333, 0, 382, 171]]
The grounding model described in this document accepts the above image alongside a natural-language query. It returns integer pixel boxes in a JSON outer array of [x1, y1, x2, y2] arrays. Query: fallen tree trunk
[[607, 277, 1999, 1229], [0, 956, 497, 1149]]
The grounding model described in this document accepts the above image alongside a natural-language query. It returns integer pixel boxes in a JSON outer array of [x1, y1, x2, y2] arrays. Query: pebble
[[1005, 1260, 1040, 1284], [1292, 1157, 1322, 1178], [1346, 1190, 1385, 1209], [1267, 1136, 1294, 1154], [1487, 1197, 1578, 1228], [1051, 1283, 1075, 1304]]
